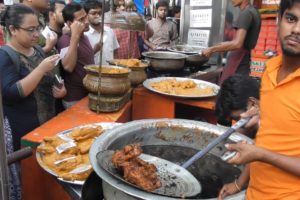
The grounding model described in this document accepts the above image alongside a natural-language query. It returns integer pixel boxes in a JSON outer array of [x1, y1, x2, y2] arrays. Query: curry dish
[[150, 79, 215, 96], [37, 126, 103, 182], [87, 65, 129, 74], [112, 144, 161, 191], [111, 59, 148, 68]]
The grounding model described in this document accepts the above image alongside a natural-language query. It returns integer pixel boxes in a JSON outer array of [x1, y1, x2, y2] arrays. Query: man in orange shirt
[[223, 0, 300, 199]]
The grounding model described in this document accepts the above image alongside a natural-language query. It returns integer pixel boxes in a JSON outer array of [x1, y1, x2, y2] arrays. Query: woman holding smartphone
[[0, 4, 66, 150]]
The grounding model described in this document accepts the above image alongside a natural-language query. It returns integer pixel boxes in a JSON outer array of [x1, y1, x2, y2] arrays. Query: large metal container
[[90, 119, 252, 200], [142, 51, 187, 71], [83, 65, 131, 95]]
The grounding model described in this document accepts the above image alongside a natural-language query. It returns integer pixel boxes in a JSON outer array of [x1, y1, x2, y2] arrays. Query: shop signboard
[[190, 9, 212, 28], [180, 0, 227, 65], [190, 0, 212, 7], [187, 29, 210, 47]]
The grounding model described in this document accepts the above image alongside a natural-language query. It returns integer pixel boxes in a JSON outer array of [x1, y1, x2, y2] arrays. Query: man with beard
[[220, 0, 300, 199], [144, 0, 178, 50], [84, 0, 119, 65], [57, 2, 94, 109], [44, 0, 66, 40], [202, 0, 261, 85]]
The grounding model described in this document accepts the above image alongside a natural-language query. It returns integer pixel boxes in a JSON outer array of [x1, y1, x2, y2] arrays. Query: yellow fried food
[[61, 146, 80, 155], [69, 126, 103, 141], [37, 144, 55, 154], [87, 65, 129, 73], [112, 59, 148, 68], [43, 136, 66, 147], [77, 138, 95, 154], [150, 79, 215, 96], [55, 155, 84, 172], [58, 166, 93, 181], [42, 152, 77, 172], [38, 125, 104, 182], [81, 154, 90, 165]]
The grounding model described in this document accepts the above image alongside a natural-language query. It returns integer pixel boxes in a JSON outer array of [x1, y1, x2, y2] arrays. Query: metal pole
[[0, 84, 10, 200], [96, 0, 107, 114]]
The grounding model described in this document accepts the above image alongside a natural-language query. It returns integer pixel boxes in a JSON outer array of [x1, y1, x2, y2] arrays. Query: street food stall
[[0, 0, 268, 200]]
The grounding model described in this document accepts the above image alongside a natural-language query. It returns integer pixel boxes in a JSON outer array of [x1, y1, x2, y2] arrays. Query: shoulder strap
[[33, 45, 46, 58], [0, 45, 21, 73], [0, 45, 46, 73]]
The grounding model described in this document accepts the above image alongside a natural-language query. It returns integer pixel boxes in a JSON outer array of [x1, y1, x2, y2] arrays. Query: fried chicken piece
[[112, 144, 142, 167], [120, 158, 161, 191], [112, 144, 161, 191], [69, 126, 103, 141]]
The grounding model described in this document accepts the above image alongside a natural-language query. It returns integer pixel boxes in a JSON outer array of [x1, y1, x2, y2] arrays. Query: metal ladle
[[97, 118, 249, 198]]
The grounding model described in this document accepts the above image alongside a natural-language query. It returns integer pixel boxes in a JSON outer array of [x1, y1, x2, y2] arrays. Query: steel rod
[[96, 0, 107, 114], [181, 118, 249, 169]]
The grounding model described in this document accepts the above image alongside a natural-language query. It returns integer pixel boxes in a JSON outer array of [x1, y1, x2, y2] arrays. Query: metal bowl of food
[[168, 45, 208, 67], [142, 51, 187, 71], [89, 119, 252, 200]]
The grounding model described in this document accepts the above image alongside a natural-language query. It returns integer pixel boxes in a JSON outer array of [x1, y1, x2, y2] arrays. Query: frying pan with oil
[[96, 118, 249, 198]]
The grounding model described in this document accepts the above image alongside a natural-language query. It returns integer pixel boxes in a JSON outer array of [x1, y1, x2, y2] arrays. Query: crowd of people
[[1, 0, 300, 200], [0, 0, 180, 199]]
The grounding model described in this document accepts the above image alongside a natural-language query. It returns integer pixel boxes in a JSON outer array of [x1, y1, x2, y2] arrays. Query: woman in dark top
[[0, 4, 66, 150]]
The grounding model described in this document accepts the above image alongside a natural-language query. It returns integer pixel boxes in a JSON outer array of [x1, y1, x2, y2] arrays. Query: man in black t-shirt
[[202, 0, 261, 85]]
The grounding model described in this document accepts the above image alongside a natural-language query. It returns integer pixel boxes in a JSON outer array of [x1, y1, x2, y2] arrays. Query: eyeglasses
[[16, 26, 43, 34]]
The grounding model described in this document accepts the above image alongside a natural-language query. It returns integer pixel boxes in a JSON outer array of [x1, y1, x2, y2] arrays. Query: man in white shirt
[[84, 0, 119, 65]]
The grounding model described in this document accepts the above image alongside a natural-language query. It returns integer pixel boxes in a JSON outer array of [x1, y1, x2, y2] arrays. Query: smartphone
[[54, 74, 64, 89]]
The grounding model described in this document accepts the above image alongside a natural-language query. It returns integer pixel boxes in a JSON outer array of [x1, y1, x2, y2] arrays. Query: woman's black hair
[[279, 0, 300, 18], [0, 4, 35, 35]]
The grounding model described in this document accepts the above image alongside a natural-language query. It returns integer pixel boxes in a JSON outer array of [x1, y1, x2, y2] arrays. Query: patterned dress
[[4, 117, 22, 200]]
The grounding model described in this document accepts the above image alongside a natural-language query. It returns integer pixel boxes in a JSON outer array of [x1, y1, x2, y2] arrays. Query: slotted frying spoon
[[96, 118, 249, 198]]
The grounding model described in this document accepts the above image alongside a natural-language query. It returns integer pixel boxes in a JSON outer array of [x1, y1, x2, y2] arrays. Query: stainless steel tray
[[36, 122, 121, 185], [143, 77, 219, 98]]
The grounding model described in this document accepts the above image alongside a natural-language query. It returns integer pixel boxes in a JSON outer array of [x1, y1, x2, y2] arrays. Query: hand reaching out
[[218, 181, 241, 200], [38, 54, 60, 74], [201, 47, 214, 57]]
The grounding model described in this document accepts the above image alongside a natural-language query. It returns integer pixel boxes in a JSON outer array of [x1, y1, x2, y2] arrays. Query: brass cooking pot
[[128, 66, 148, 86], [83, 65, 131, 95]]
